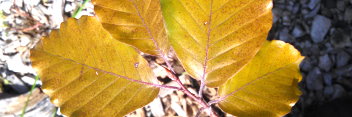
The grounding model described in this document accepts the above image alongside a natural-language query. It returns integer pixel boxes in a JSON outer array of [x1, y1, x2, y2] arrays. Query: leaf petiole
[[72, 0, 89, 18]]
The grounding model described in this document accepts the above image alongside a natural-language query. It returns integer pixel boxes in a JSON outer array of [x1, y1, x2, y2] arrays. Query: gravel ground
[[1, 0, 352, 117]]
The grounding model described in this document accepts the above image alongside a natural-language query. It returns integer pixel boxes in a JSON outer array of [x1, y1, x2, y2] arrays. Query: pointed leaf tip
[[218, 40, 304, 117], [93, 0, 170, 56]]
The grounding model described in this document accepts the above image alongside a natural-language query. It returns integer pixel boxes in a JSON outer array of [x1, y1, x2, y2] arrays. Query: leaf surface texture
[[30, 16, 159, 117], [93, 0, 169, 55], [160, 0, 273, 87], [218, 40, 304, 117]]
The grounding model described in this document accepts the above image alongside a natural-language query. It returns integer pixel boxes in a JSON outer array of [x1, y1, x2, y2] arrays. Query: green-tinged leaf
[[92, 0, 169, 55], [160, 0, 273, 87], [218, 40, 304, 117], [30, 16, 159, 117]]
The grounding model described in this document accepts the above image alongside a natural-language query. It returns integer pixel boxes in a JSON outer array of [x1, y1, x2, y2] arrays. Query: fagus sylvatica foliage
[[30, 0, 304, 117]]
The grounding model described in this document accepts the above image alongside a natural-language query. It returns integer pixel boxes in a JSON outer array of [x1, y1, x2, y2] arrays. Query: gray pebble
[[304, 4, 320, 18], [292, 24, 306, 38], [306, 68, 324, 91], [330, 28, 352, 48], [336, 51, 351, 67], [272, 7, 283, 23], [292, 4, 300, 14], [344, 7, 352, 24], [311, 45, 321, 56], [279, 28, 294, 42], [336, 0, 346, 11], [300, 0, 309, 5], [323, 73, 333, 86], [319, 54, 332, 71], [332, 84, 346, 99], [311, 15, 332, 43], [6, 75, 29, 94], [301, 59, 313, 72], [308, 0, 321, 9], [334, 65, 352, 77], [323, 86, 334, 97]]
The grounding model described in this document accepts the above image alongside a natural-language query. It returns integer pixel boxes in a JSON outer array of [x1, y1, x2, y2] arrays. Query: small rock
[[332, 84, 346, 99], [64, 2, 75, 13], [6, 75, 29, 94], [14, 0, 23, 7], [300, 0, 309, 5], [282, 15, 291, 26], [19, 35, 31, 46], [308, 0, 320, 9], [279, 28, 294, 42], [272, 7, 283, 23], [282, 11, 291, 26], [306, 68, 324, 91], [290, 3, 300, 14], [336, 0, 346, 11], [22, 76, 41, 85], [323, 73, 333, 86], [300, 58, 312, 72], [319, 54, 332, 71], [334, 65, 352, 77], [292, 24, 306, 38], [336, 51, 351, 67], [310, 45, 321, 56], [301, 8, 310, 15], [323, 86, 334, 97], [0, 0, 13, 14], [148, 98, 165, 117], [311, 15, 332, 43], [345, 7, 352, 24], [330, 28, 352, 48], [7, 54, 36, 74], [324, 43, 334, 53], [304, 4, 320, 18]]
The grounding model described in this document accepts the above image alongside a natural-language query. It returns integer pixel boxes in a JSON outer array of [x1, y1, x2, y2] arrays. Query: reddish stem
[[163, 66, 219, 117]]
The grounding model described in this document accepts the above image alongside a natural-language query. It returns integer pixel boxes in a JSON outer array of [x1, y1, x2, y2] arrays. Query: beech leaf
[[218, 40, 304, 117], [30, 16, 159, 117], [160, 0, 274, 87], [92, 0, 169, 56]]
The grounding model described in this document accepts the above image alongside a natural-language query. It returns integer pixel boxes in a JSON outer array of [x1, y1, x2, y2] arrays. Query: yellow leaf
[[30, 16, 159, 117], [160, 0, 273, 87], [218, 40, 304, 117], [92, 0, 169, 56], [0, 78, 2, 93]]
